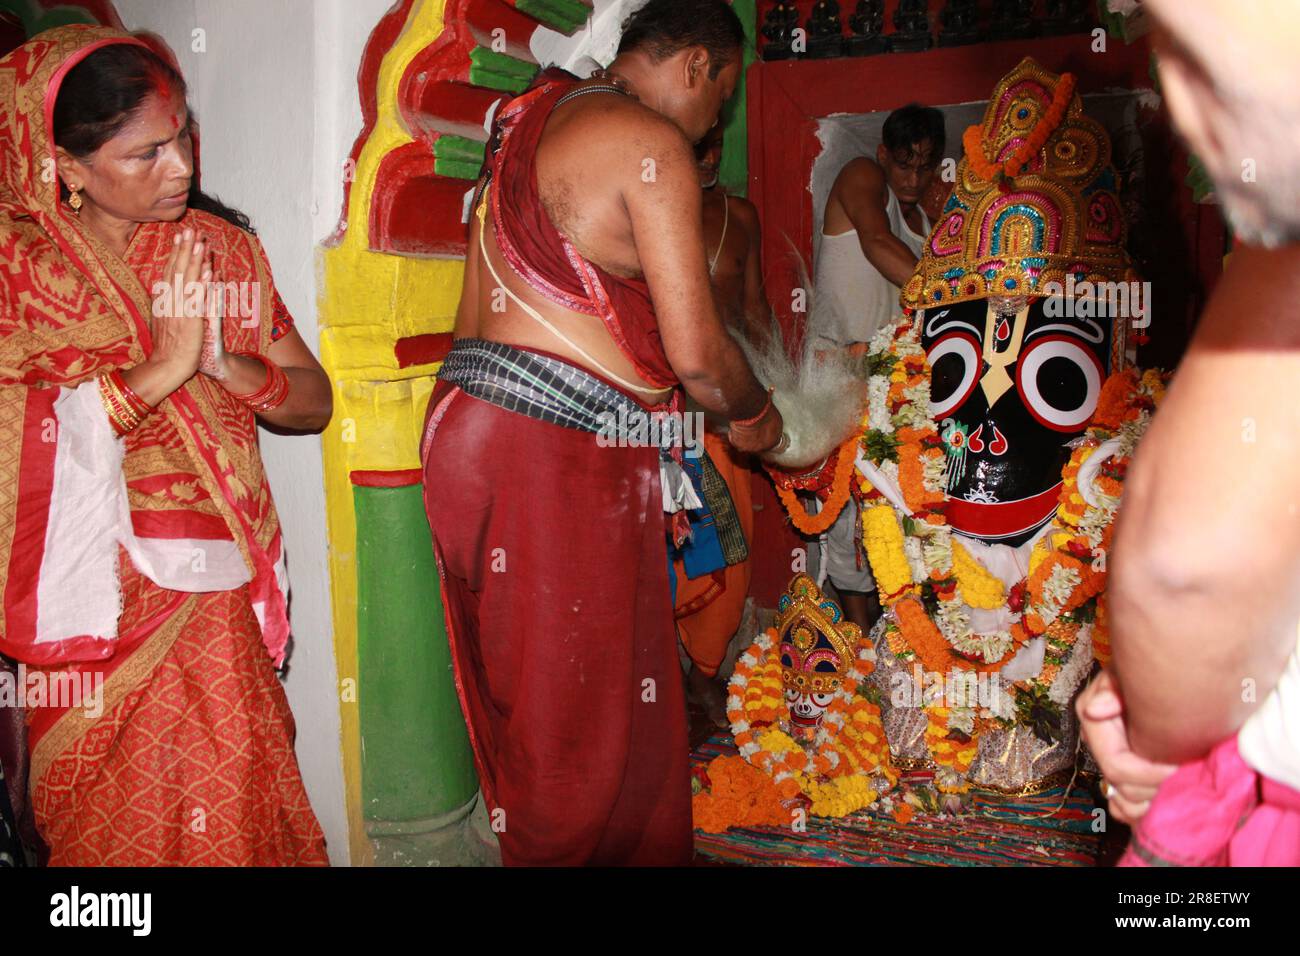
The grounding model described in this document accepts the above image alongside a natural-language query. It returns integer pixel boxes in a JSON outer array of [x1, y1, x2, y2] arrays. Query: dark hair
[[618, 0, 745, 80], [882, 104, 946, 163], [52, 43, 255, 234]]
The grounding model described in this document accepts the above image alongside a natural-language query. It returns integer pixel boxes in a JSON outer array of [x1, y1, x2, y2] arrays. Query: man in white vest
[[812, 104, 944, 350], [811, 104, 944, 633]]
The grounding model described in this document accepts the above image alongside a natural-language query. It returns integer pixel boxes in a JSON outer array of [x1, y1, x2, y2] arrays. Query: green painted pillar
[[720, 0, 757, 198], [354, 481, 477, 829]]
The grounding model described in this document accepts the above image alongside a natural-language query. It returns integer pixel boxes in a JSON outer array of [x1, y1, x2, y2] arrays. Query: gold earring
[[68, 187, 82, 212]]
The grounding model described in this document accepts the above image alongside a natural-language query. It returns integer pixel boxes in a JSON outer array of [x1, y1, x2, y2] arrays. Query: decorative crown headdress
[[901, 57, 1138, 311], [776, 575, 860, 696]]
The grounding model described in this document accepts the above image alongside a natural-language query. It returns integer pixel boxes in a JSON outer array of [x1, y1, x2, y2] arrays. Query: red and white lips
[[785, 687, 834, 728]]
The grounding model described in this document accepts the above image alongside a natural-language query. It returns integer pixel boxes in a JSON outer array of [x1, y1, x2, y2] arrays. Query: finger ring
[[1105, 782, 1118, 800]]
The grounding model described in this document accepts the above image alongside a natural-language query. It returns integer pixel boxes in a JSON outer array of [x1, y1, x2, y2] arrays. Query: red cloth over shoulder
[[484, 68, 678, 390]]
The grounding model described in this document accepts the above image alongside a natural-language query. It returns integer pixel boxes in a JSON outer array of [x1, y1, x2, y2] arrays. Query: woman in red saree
[[0, 26, 332, 865]]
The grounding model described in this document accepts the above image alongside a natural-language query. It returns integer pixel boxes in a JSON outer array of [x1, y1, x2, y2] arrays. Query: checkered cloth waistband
[[437, 338, 683, 452]]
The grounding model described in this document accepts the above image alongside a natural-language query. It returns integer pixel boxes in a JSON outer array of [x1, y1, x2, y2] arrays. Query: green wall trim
[[355, 483, 478, 824], [469, 46, 540, 94], [434, 157, 485, 180], [719, 0, 755, 199], [517, 0, 589, 35], [433, 134, 487, 181]]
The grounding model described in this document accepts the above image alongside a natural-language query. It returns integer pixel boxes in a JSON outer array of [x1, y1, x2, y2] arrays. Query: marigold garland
[[772, 437, 858, 535], [951, 540, 1007, 609], [692, 755, 791, 834], [721, 625, 896, 824], [1092, 592, 1112, 668], [863, 504, 914, 601]]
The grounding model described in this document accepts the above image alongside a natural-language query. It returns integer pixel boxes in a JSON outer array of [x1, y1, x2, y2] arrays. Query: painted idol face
[[780, 624, 841, 733], [922, 296, 1112, 547], [774, 576, 859, 736]]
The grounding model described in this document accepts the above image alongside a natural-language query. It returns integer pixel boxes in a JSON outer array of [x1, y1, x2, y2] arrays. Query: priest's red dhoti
[[422, 376, 692, 866]]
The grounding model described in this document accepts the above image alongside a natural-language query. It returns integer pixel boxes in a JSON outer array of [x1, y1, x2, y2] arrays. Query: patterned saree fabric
[[0, 25, 325, 864]]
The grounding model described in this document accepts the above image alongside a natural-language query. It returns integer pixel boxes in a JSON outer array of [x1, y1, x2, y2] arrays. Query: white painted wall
[[115, 0, 397, 866], [530, 0, 632, 74]]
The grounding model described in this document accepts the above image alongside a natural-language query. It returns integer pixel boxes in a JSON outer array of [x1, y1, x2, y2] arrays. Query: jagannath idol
[[758, 58, 1169, 799]]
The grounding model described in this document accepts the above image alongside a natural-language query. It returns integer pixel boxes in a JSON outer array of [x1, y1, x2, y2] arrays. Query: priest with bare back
[[421, 0, 784, 866]]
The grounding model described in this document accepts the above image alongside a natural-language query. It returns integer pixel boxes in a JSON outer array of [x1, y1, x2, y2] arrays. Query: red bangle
[[231, 351, 289, 412], [115, 371, 151, 418], [731, 387, 774, 428], [99, 369, 154, 437]]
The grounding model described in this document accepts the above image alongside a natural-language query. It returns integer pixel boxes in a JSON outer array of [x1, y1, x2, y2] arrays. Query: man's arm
[[621, 114, 771, 425], [1110, 243, 1300, 763], [836, 158, 919, 288]]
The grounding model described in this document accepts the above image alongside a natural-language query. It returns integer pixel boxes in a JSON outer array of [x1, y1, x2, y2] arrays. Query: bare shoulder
[[537, 92, 696, 275], [834, 155, 886, 195], [549, 92, 694, 177], [728, 195, 762, 235]]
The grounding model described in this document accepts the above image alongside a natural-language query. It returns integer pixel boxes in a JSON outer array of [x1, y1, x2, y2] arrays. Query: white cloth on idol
[[952, 525, 1057, 681]]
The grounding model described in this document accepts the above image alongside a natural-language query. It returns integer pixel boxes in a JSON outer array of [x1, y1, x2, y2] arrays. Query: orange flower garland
[[845, 313, 1167, 782], [893, 596, 1011, 677], [1092, 593, 1112, 668], [924, 707, 979, 785], [772, 438, 858, 535], [895, 427, 946, 521], [692, 755, 791, 834], [1091, 368, 1142, 430], [771, 307, 1165, 784], [724, 624, 896, 820]]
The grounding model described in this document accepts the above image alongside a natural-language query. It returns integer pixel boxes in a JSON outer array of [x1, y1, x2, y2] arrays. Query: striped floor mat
[[692, 733, 1108, 867]]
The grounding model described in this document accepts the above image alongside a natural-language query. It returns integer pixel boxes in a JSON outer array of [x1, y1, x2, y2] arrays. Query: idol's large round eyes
[[785, 688, 800, 702], [811, 693, 834, 708], [1015, 335, 1103, 432], [926, 331, 981, 419]]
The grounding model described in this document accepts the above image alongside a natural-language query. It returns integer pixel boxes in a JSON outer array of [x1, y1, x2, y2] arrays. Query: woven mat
[[691, 733, 1107, 867]]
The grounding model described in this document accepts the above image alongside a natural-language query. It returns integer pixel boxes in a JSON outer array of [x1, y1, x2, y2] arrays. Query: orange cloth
[[673, 432, 755, 677]]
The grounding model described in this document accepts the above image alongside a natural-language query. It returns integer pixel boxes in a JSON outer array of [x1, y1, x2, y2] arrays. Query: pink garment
[[1121, 735, 1300, 867]]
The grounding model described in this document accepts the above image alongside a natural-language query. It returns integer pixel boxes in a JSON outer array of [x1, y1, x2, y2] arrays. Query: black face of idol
[[921, 297, 1112, 547]]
